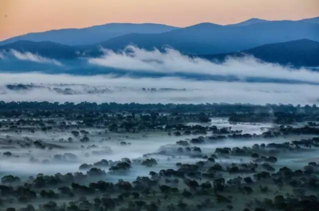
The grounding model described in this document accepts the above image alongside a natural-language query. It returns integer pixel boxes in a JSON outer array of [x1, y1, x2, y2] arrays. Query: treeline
[[0, 101, 318, 114]]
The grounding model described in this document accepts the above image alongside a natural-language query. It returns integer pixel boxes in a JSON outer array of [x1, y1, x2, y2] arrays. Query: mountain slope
[[200, 39, 319, 67], [0, 23, 179, 46], [229, 16, 319, 26], [229, 18, 268, 26], [0, 40, 78, 59], [300, 16, 319, 24]]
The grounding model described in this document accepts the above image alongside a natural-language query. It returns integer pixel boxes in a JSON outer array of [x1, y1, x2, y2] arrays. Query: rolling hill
[[200, 39, 319, 67]]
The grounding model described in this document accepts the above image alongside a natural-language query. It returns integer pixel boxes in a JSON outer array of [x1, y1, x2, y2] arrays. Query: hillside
[[200, 39, 319, 67], [0, 40, 78, 59]]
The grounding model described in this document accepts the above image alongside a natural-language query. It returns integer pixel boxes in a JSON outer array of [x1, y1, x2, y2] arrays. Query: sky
[[0, 0, 318, 41]]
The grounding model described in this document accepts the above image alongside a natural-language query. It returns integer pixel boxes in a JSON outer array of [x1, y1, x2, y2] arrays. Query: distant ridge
[[1, 16, 318, 47], [96, 17, 319, 54], [299, 16, 319, 24], [229, 18, 268, 26]]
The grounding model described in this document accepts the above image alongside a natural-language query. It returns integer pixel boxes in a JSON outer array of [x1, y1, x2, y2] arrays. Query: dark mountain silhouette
[[200, 39, 319, 67], [0, 23, 179, 46]]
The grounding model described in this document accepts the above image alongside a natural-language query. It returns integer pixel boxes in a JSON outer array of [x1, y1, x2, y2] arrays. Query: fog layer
[[0, 73, 318, 104], [89, 46, 319, 84]]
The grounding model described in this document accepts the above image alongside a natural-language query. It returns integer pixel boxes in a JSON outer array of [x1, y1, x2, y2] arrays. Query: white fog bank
[[0, 73, 318, 105]]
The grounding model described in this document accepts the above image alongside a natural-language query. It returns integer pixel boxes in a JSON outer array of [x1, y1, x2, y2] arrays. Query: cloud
[[9, 49, 62, 66], [0, 73, 318, 105], [0, 51, 5, 59], [88, 46, 319, 84]]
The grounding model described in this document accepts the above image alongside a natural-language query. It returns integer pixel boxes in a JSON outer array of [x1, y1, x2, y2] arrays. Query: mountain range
[[95, 18, 319, 55], [0, 16, 318, 68]]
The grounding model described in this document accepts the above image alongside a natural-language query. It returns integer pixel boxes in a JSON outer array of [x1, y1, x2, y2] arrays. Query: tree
[[159, 185, 171, 195], [71, 131, 80, 137], [146, 203, 158, 211]]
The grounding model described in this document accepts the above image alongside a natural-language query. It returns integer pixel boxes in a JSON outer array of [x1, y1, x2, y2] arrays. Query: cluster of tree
[[0, 101, 318, 115]]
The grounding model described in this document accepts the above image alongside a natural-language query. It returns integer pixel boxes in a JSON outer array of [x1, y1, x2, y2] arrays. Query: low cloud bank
[[0, 73, 318, 105], [88, 46, 319, 84], [10, 50, 62, 66], [0, 50, 62, 66]]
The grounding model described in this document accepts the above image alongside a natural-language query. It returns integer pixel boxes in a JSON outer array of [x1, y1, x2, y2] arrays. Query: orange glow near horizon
[[0, 0, 318, 41]]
